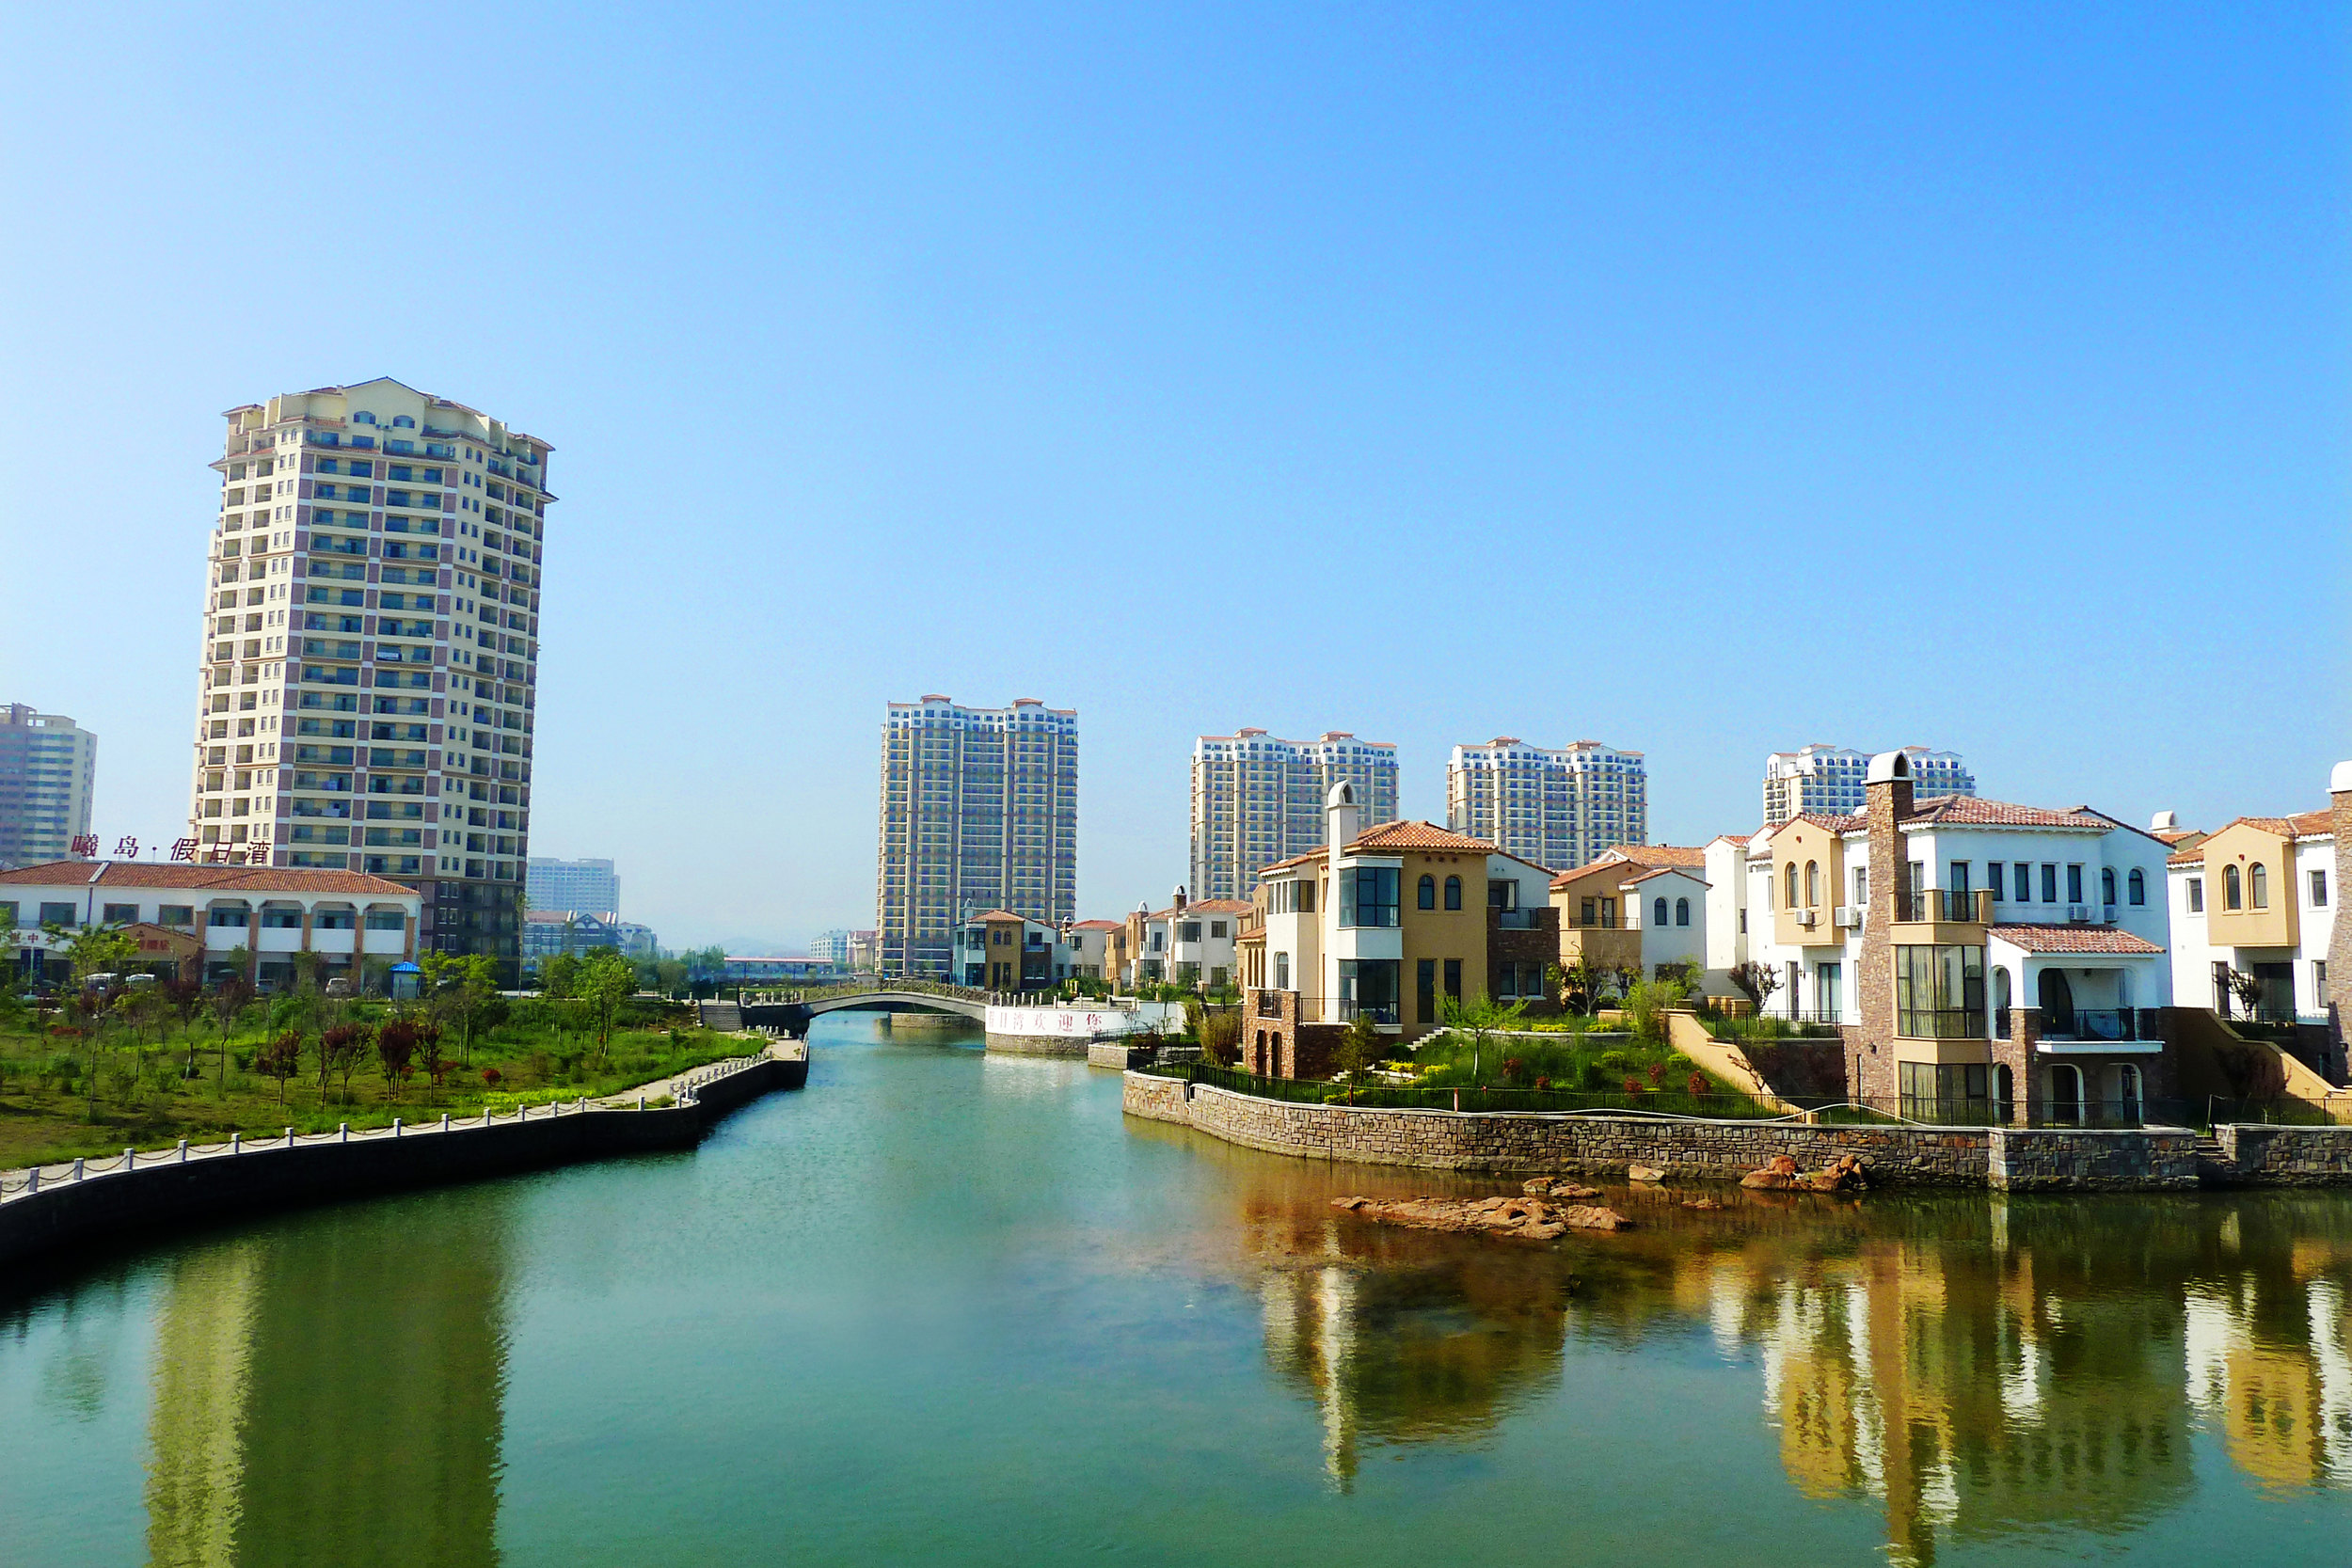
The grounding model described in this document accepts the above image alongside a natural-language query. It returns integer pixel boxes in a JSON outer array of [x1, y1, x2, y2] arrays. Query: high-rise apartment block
[[1761, 744, 1973, 826], [1445, 737, 1647, 874], [1190, 729, 1400, 900], [876, 696, 1077, 976], [0, 705, 98, 869], [527, 857, 619, 915], [189, 378, 551, 974]]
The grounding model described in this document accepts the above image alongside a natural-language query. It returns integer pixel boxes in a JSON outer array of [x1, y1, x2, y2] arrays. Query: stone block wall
[[1122, 1071, 1190, 1125], [2214, 1124, 2352, 1185], [1986, 1127, 2198, 1191]]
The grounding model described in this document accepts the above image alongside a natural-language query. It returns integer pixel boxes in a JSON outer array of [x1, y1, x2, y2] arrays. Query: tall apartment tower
[[526, 857, 619, 915], [0, 705, 98, 868], [876, 696, 1078, 976], [188, 378, 551, 974], [1190, 729, 1400, 900], [1761, 743, 1974, 825], [1445, 737, 1646, 873]]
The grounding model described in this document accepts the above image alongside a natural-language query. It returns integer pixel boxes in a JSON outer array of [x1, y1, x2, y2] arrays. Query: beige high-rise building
[[876, 696, 1078, 977], [1190, 729, 1399, 901], [188, 377, 551, 974], [1446, 737, 1646, 874]]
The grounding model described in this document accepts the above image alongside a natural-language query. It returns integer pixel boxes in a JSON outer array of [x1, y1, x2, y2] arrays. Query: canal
[[5, 1009, 2350, 1566]]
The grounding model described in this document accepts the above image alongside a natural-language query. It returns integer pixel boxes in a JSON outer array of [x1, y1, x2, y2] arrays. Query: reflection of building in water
[[1728, 1228, 2192, 1568], [1246, 1201, 1571, 1487], [140, 1200, 509, 1567], [2185, 1275, 2352, 1489]]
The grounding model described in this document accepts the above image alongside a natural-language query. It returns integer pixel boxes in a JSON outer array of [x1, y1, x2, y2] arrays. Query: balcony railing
[[1995, 1006, 2163, 1042], [1898, 889, 1983, 923], [1337, 1000, 1399, 1024], [1897, 1006, 1987, 1039], [1492, 909, 1542, 929]]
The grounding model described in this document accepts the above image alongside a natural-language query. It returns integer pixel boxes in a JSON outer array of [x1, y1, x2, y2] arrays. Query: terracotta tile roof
[[1765, 812, 1866, 840], [1621, 865, 1708, 887], [971, 909, 1029, 923], [2168, 846, 2206, 865], [1549, 861, 1629, 891], [1989, 924, 2165, 956], [1601, 843, 1708, 868], [1069, 919, 1122, 930], [1255, 850, 1326, 875], [2169, 810, 2336, 863], [1900, 796, 2112, 831], [1182, 898, 1255, 915], [1346, 820, 1499, 854], [0, 861, 416, 897], [2152, 828, 2200, 845]]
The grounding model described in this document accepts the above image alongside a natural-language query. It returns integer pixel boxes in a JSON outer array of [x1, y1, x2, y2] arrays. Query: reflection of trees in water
[[1231, 1175, 2352, 1557], [141, 1193, 511, 1568]]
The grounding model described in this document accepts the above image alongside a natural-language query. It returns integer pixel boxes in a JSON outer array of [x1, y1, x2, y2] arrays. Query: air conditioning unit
[[1796, 910, 1818, 928], [2066, 904, 2092, 923], [1835, 906, 1862, 928], [2102, 905, 2121, 925]]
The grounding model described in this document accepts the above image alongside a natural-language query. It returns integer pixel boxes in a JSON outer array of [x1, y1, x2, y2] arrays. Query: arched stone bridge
[[723, 983, 999, 1038]]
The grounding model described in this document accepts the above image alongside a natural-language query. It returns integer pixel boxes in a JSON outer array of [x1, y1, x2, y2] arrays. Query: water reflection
[[1236, 1184, 2352, 1560], [140, 1196, 510, 1568]]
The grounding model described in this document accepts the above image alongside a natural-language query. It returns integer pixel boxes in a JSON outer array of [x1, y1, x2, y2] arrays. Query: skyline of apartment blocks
[[526, 856, 619, 915], [1444, 737, 1647, 873], [876, 696, 1078, 976], [1761, 743, 1974, 825], [187, 378, 551, 973], [0, 705, 97, 870], [1189, 729, 1400, 900]]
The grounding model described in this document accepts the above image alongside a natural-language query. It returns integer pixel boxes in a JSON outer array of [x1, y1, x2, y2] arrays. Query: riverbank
[[0, 1039, 808, 1274], [1125, 1070, 2352, 1190]]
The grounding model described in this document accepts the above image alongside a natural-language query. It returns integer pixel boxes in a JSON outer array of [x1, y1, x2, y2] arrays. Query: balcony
[[1558, 924, 1641, 968], [1899, 889, 1990, 924], [1897, 1006, 1988, 1040], [1492, 908, 1543, 930], [1336, 999, 1399, 1025]]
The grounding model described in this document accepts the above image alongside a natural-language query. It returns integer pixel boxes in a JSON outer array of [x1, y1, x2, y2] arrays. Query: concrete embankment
[[0, 1043, 808, 1275], [1120, 1072, 2307, 1192]]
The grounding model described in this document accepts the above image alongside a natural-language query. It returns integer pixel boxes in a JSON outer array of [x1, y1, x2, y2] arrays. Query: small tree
[[1334, 1012, 1381, 1103], [2222, 966, 2265, 1022], [540, 951, 581, 1000], [1439, 992, 1530, 1087], [418, 1021, 449, 1103], [320, 1022, 373, 1107], [1728, 960, 1781, 1014], [1200, 1008, 1242, 1067], [375, 1019, 420, 1103], [204, 975, 252, 1080], [1560, 955, 1607, 1013], [258, 1029, 303, 1104]]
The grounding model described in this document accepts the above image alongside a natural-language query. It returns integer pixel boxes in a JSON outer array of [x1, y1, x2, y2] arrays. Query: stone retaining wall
[[0, 1053, 805, 1275], [2214, 1124, 2352, 1185], [985, 1034, 1089, 1057], [1123, 1075, 2221, 1190]]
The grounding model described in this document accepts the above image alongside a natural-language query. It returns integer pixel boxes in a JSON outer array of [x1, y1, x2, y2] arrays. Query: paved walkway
[[594, 1035, 804, 1108]]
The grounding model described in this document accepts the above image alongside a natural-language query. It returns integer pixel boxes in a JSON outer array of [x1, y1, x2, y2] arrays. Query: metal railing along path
[[0, 1049, 778, 1206]]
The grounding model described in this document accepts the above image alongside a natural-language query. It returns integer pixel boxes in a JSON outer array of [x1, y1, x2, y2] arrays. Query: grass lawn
[[0, 993, 751, 1171]]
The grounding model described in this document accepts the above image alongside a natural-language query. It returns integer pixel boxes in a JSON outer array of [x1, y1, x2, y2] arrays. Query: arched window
[[2127, 868, 2145, 905], [1786, 863, 1800, 909], [1654, 896, 1669, 928], [2224, 864, 2243, 910], [2101, 867, 2117, 906], [1804, 861, 1820, 906], [2250, 863, 2269, 910], [1418, 874, 1436, 911], [353, 411, 376, 425], [1443, 876, 1461, 911], [391, 415, 415, 428], [1676, 897, 1691, 927]]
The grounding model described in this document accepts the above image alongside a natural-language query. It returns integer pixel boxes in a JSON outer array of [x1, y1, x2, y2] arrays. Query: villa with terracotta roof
[[1705, 752, 2183, 1126], [1548, 847, 1713, 995], [2, 858, 421, 988], [2165, 782, 2345, 1078], [1236, 782, 1559, 1072]]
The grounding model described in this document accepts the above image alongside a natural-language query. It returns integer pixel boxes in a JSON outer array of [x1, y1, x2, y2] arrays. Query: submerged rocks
[[1626, 1164, 1666, 1183], [1522, 1177, 1603, 1199], [1740, 1152, 1869, 1193], [1332, 1193, 1630, 1240]]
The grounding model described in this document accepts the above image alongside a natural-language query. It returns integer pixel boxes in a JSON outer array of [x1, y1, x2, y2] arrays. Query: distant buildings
[[1190, 729, 1399, 901], [0, 705, 97, 869], [876, 696, 1078, 977], [521, 909, 657, 964], [2167, 770, 2345, 1042], [1762, 744, 1973, 826], [527, 857, 619, 915], [1446, 737, 1647, 874], [189, 377, 551, 976]]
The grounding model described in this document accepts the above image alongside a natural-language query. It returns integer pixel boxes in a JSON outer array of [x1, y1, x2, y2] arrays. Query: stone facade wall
[[2214, 1124, 2352, 1185], [1487, 908, 1559, 1010], [1986, 1127, 2197, 1191], [1855, 769, 1909, 1104], [1122, 1070, 1191, 1125], [984, 1033, 1089, 1057], [2331, 786, 2351, 1067]]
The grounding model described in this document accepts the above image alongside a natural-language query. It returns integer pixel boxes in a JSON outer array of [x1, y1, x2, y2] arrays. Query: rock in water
[[1331, 1193, 1629, 1239], [1522, 1177, 1603, 1199], [1627, 1164, 1665, 1183]]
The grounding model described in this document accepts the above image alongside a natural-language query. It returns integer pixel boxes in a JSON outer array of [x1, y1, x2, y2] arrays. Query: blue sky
[[3, 3, 2345, 951]]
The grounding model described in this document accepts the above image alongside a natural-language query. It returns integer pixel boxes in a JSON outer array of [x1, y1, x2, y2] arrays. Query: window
[[1988, 863, 2005, 901], [39, 901, 77, 927], [2313, 869, 2330, 908], [2250, 863, 2269, 911], [2187, 877, 2203, 913], [1948, 862, 1970, 895], [157, 906, 193, 927], [1581, 897, 1597, 927], [1179, 921, 1201, 943], [2101, 867, 2117, 907], [1339, 865, 1399, 928], [1444, 958, 1462, 1002], [2041, 864, 2058, 904], [1649, 896, 1666, 928], [1443, 875, 1461, 911], [2224, 864, 2243, 911], [1418, 874, 1437, 911], [2067, 864, 2085, 905], [1785, 863, 1799, 909], [1210, 921, 1228, 939], [2014, 862, 2032, 903], [1418, 958, 1438, 1022], [1676, 897, 1691, 927], [1804, 860, 1820, 906], [1894, 943, 1986, 1038], [391, 415, 414, 428], [1273, 952, 1289, 990], [2127, 868, 2146, 906]]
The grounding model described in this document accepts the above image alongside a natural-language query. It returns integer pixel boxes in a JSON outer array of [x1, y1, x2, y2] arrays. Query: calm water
[[6, 1011, 2352, 1567]]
